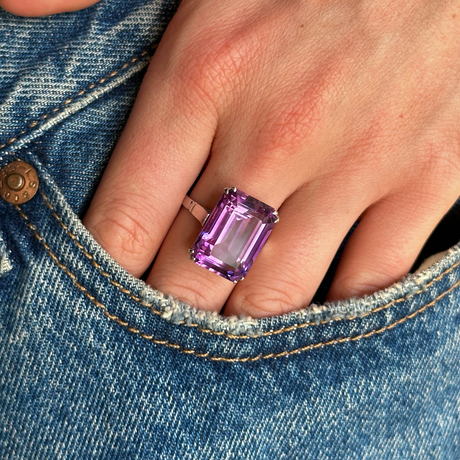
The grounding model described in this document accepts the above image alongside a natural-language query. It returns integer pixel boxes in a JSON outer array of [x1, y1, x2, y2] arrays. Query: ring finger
[[222, 178, 370, 317], [145, 152, 294, 312], [146, 162, 372, 317]]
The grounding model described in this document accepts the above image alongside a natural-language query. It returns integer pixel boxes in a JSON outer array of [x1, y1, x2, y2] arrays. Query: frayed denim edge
[[0, 49, 458, 336], [140, 244, 460, 335], [10, 152, 460, 337]]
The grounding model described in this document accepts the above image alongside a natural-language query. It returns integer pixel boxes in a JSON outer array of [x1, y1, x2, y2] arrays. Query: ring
[[182, 186, 279, 283]]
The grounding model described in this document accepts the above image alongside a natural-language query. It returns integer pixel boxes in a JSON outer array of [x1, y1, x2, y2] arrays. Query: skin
[[0, 0, 100, 16], [3, 0, 459, 318]]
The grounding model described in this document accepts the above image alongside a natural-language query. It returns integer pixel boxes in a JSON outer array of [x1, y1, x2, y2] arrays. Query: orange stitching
[[0, 45, 158, 151], [13, 204, 460, 362], [36, 189, 460, 339], [4, 44, 459, 338]]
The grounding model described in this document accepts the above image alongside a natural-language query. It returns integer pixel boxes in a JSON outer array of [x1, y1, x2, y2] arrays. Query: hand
[[6, 0, 460, 318], [0, 0, 100, 17]]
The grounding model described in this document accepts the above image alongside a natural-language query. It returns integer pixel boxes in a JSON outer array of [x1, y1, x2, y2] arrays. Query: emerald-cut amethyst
[[190, 187, 278, 283]]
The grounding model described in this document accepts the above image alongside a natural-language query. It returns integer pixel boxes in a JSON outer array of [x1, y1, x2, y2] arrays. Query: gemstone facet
[[190, 187, 278, 282]]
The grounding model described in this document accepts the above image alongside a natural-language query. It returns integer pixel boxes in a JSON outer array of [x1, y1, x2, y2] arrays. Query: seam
[[0, 44, 158, 152], [33, 189, 460, 339], [0, 50, 456, 342], [13, 203, 460, 362]]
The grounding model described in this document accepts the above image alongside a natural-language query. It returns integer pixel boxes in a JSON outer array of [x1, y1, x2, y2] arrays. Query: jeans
[[1, 0, 459, 458]]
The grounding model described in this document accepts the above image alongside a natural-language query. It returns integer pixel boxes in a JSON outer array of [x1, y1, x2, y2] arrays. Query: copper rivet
[[6, 173, 25, 191], [0, 160, 39, 204]]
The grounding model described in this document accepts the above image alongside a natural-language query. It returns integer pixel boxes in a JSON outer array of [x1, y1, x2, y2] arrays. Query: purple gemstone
[[190, 187, 278, 282]]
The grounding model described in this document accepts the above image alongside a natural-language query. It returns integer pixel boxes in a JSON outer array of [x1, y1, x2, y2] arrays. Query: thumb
[[0, 0, 102, 17]]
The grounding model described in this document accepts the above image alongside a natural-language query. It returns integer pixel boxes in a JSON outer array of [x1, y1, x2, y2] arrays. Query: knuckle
[[330, 263, 405, 301], [335, 110, 395, 179], [155, 272, 219, 311], [416, 130, 460, 183], [233, 278, 306, 318], [90, 200, 153, 268], [251, 86, 326, 161], [330, 274, 384, 301], [172, 31, 257, 111]]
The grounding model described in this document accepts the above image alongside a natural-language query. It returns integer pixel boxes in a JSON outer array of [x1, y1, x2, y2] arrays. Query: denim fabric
[[1, 1, 460, 458]]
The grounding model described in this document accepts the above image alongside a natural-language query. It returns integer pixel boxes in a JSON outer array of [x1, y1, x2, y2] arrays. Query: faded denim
[[0, 0, 459, 458]]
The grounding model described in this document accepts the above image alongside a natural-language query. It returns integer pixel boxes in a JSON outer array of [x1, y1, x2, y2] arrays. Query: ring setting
[[182, 186, 279, 283]]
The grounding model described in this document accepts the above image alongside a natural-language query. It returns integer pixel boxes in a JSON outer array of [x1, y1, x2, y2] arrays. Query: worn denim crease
[[0, 45, 158, 156], [0, 231, 12, 276]]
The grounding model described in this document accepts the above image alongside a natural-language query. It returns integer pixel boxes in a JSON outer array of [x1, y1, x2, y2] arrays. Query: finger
[[222, 180, 367, 318], [0, 0, 101, 16], [326, 186, 460, 302], [82, 47, 218, 277], [145, 156, 297, 313]]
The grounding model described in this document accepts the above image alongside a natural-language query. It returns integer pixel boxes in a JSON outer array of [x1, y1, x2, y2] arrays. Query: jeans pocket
[[1, 6, 460, 453], [3, 146, 460, 361], [2, 151, 460, 459]]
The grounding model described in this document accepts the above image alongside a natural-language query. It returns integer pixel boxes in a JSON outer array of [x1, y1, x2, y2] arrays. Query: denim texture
[[1, 1, 460, 458]]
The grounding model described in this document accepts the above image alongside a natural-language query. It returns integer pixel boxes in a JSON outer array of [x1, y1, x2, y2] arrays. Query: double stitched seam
[[0, 44, 158, 152], [13, 203, 460, 362], [4, 46, 459, 339], [35, 190, 460, 339]]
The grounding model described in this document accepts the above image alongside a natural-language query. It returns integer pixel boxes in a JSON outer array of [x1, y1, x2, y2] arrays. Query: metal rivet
[[6, 173, 25, 191], [0, 160, 39, 204]]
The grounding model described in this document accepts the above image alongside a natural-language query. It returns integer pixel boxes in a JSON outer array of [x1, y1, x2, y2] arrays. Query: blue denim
[[1, 1, 460, 458]]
